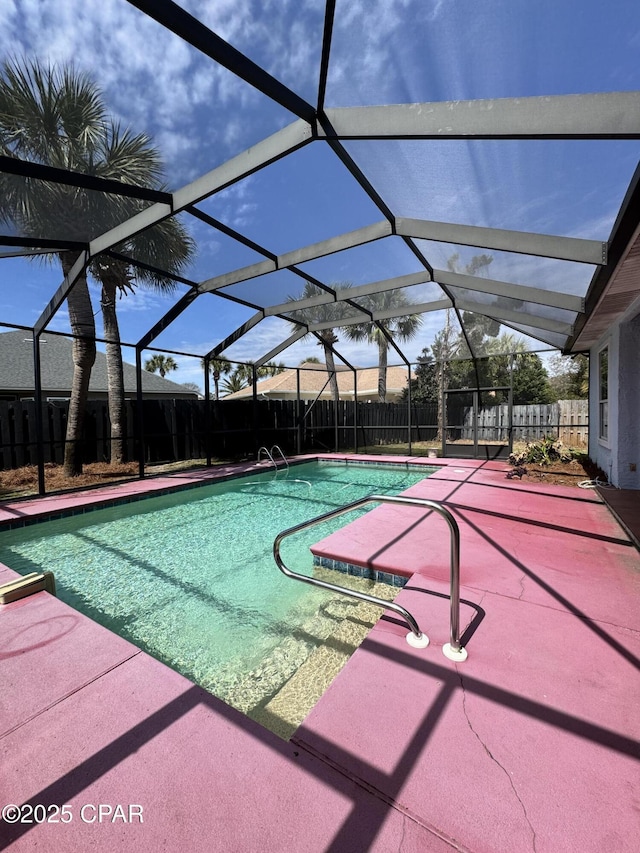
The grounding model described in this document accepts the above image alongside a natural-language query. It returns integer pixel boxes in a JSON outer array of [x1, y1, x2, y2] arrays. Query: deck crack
[[398, 811, 408, 851], [457, 670, 538, 853]]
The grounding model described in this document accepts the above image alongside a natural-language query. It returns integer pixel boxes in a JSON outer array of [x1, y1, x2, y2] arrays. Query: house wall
[[590, 303, 640, 489], [617, 311, 640, 489]]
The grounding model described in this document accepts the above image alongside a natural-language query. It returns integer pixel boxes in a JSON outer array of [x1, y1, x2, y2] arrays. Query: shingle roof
[[0, 330, 196, 397], [223, 362, 411, 400]]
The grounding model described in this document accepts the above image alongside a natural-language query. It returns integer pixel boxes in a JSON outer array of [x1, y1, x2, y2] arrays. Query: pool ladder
[[257, 445, 289, 476], [273, 495, 467, 661]]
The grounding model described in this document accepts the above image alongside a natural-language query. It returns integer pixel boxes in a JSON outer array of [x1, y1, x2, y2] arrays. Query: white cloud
[[0, 0, 17, 35], [1, 0, 293, 188]]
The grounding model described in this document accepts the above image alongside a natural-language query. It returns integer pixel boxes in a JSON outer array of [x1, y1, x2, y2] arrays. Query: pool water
[[0, 461, 433, 701]]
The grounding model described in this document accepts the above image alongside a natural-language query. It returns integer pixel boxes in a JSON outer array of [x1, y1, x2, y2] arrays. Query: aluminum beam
[[433, 269, 584, 312], [0, 235, 87, 251], [265, 271, 436, 316], [279, 221, 392, 268], [455, 299, 574, 336], [304, 298, 451, 332], [317, 0, 337, 112], [199, 221, 394, 294], [502, 324, 565, 349], [187, 205, 277, 261], [322, 93, 640, 140], [309, 314, 370, 333], [127, 0, 315, 122], [0, 154, 171, 203], [34, 251, 88, 335], [91, 203, 173, 257], [200, 259, 276, 293], [89, 121, 311, 260], [254, 328, 308, 367], [265, 271, 433, 316], [398, 218, 606, 265], [0, 248, 49, 259], [138, 288, 200, 350], [200, 215, 602, 300], [369, 298, 452, 323], [308, 335, 357, 373], [174, 121, 311, 210], [209, 312, 265, 358]]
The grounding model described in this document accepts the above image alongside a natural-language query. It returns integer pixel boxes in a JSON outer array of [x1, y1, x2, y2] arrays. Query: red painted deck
[[1, 457, 639, 852]]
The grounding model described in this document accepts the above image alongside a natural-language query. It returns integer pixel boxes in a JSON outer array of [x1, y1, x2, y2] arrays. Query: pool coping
[[0, 453, 442, 531]]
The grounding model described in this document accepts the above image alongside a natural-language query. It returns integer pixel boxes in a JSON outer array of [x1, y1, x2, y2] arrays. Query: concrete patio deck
[[1, 457, 639, 852]]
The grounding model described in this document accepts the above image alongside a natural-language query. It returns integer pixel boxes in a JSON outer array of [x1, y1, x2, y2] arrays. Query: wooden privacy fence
[[464, 400, 588, 446], [0, 397, 588, 470]]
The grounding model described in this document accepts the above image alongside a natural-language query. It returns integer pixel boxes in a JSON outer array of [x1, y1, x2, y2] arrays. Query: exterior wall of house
[[589, 302, 640, 489], [617, 311, 640, 489]]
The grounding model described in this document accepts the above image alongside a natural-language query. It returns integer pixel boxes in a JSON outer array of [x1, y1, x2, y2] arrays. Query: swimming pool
[[0, 460, 434, 709]]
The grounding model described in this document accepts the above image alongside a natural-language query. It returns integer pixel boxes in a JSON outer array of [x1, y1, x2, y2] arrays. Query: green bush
[[509, 436, 575, 467]]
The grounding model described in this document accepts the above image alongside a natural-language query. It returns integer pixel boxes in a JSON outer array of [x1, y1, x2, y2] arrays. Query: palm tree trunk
[[321, 331, 340, 403], [61, 252, 96, 477], [100, 272, 126, 464], [437, 362, 445, 442], [377, 339, 388, 402]]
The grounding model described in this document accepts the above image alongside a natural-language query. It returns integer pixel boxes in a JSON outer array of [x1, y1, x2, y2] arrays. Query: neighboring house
[[0, 330, 197, 401], [222, 361, 412, 403]]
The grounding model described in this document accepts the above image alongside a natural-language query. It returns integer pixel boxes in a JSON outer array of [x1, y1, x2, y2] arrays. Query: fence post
[[204, 356, 212, 466], [407, 363, 412, 455], [296, 368, 302, 455], [33, 332, 46, 495], [135, 347, 145, 478]]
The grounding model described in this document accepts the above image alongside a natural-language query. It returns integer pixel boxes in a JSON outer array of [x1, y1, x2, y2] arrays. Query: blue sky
[[1, 0, 640, 390]]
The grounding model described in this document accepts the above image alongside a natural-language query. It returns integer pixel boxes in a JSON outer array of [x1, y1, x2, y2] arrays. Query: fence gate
[[443, 387, 512, 460]]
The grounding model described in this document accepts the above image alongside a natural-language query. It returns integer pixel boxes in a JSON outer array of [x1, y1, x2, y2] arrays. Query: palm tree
[[343, 291, 422, 402], [206, 356, 231, 401], [220, 370, 248, 396], [144, 354, 178, 378], [0, 59, 111, 476], [1, 59, 195, 470], [230, 361, 274, 390], [234, 363, 255, 389], [286, 283, 350, 403], [262, 361, 286, 376], [91, 176, 195, 464]]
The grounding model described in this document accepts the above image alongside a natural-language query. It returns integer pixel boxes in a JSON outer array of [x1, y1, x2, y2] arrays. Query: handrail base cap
[[443, 643, 468, 662], [406, 631, 430, 649]]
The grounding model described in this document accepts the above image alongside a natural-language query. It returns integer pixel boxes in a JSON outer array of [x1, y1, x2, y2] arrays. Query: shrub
[[509, 436, 574, 467]]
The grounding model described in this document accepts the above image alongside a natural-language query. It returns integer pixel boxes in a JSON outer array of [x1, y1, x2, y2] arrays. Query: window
[[598, 347, 608, 442]]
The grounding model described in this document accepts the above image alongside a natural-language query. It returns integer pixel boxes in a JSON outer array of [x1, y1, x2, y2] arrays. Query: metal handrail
[[257, 446, 277, 470], [271, 445, 290, 472], [273, 494, 466, 659]]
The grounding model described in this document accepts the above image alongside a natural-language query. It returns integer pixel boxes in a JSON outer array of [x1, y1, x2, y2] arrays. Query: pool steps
[[223, 571, 396, 739], [257, 599, 383, 740]]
